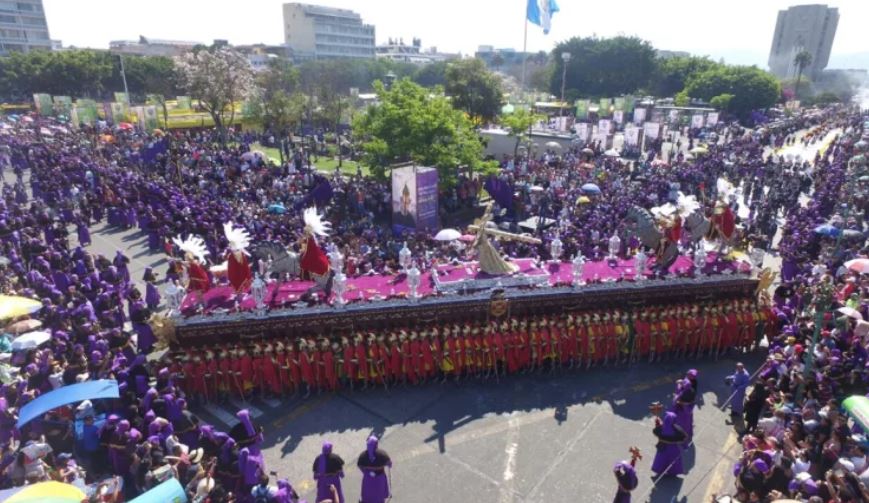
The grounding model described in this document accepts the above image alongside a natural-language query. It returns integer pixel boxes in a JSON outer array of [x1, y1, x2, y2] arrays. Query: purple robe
[[76, 223, 91, 246], [358, 436, 391, 503], [145, 282, 161, 310], [313, 442, 344, 503], [651, 412, 684, 476]]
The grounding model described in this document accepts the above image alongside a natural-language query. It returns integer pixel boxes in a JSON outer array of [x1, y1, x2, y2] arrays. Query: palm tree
[[793, 50, 813, 99]]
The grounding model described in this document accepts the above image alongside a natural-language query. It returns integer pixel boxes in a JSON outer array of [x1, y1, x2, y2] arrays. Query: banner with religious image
[[575, 99, 590, 120], [633, 108, 646, 125], [624, 125, 640, 146], [33, 94, 53, 116], [691, 114, 704, 128], [598, 119, 612, 135], [706, 112, 719, 126], [575, 122, 590, 142], [52, 96, 72, 118], [613, 110, 624, 124], [113, 92, 130, 105], [643, 122, 661, 140], [392, 165, 438, 234], [599, 98, 611, 116]]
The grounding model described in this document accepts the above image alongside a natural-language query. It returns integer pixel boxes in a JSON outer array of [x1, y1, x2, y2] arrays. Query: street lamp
[[560, 52, 571, 119]]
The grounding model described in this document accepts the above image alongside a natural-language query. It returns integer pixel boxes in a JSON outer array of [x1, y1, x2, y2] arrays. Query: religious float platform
[[169, 255, 757, 346]]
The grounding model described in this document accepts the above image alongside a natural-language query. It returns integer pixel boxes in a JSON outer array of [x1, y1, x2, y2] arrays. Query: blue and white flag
[[527, 0, 559, 34]]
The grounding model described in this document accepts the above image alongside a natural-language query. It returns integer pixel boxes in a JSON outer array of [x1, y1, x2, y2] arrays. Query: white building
[[283, 3, 374, 60], [376, 37, 459, 64], [109, 36, 200, 57], [0, 0, 51, 54]]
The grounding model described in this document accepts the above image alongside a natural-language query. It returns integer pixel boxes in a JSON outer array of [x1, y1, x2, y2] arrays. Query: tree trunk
[[336, 120, 342, 168], [795, 68, 803, 100], [161, 103, 169, 129]]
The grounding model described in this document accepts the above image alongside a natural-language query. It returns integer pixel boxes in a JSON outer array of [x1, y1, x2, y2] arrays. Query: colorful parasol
[[3, 481, 86, 503], [0, 295, 43, 321]]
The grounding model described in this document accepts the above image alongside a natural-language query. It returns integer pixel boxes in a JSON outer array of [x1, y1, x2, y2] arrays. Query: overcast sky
[[43, 0, 869, 68]]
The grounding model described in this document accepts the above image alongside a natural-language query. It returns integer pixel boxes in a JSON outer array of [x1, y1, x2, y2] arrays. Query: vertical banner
[[623, 95, 635, 114], [145, 94, 163, 106], [415, 167, 439, 232], [110, 102, 127, 123], [33, 94, 53, 116], [113, 92, 130, 105], [575, 99, 590, 120], [624, 125, 641, 146], [143, 106, 158, 132], [52, 96, 72, 118], [668, 110, 679, 123], [131, 106, 145, 129], [643, 122, 661, 140], [598, 98, 611, 117], [633, 108, 646, 125], [176, 96, 192, 110], [613, 97, 625, 112], [706, 112, 719, 126], [575, 123, 590, 142], [691, 114, 704, 128], [612, 110, 624, 125], [598, 119, 612, 135], [392, 165, 418, 233]]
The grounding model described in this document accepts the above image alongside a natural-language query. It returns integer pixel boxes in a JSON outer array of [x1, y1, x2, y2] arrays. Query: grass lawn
[[251, 142, 369, 177]]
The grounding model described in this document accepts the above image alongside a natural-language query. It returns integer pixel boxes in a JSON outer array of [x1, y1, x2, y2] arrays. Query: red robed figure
[[300, 236, 330, 277], [187, 261, 211, 293], [226, 251, 252, 292]]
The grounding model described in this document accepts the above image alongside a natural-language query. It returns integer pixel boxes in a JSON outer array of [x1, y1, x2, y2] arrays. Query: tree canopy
[[352, 78, 490, 188], [444, 58, 504, 124], [684, 65, 780, 118], [652, 56, 722, 98], [551, 36, 657, 98]]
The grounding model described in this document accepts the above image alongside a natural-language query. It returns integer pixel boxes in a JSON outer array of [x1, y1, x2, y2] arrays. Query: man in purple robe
[[313, 441, 344, 503], [612, 459, 638, 503], [357, 435, 391, 503], [651, 412, 686, 477], [237, 409, 265, 491]]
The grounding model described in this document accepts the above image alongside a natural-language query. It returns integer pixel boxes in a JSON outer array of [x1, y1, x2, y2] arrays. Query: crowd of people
[[0, 102, 865, 503]]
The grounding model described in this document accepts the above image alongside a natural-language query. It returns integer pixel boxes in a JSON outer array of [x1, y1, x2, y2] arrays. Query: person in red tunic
[[388, 334, 402, 385], [421, 330, 435, 381], [299, 340, 315, 398], [217, 347, 231, 401], [401, 332, 417, 385], [262, 344, 281, 396], [205, 350, 218, 401], [251, 344, 265, 396], [287, 341, 302, 397], [602, 312, 617, 366], [355, 334, 370, 389], [375, 335, 389, 387], [311, 339, 324, 393], [707, 200, 736, 244], [492, 324, 506, 379], [410, 331, 423, 384], [192, 354, 209, 402], [275, 342, 291, 396], [341, 337, 357, 390], [222, 222, 253, 301], [505, 321, 519, 375], [429, 329, 442, 380], [239, 346, 254, 397], [172, 235, 212, 307], [588, 313, 602, 367], [446, 329, 462, 382], [322, 341, 338, 392]]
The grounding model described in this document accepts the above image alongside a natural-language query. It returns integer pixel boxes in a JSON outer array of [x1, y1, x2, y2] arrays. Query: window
[[25, 29, 46, 40], [21, 16, 44, 26], [0, 2, 15, 12], [0, 14, 14, 23], [16, 2, 32, 11], [0, 28, 23, 38]]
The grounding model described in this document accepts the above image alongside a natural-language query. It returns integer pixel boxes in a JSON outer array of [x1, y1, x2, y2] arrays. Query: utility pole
[[118, 53, 130, 101]]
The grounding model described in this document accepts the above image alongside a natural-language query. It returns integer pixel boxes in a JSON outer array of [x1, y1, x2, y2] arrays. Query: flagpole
[[520, 4, 528, 98]]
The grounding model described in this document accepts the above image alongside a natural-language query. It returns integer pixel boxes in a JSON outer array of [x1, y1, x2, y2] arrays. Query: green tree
[[709, 93, 734, 110], [413, 61, 447, 88], [684, 65, 780, 118], [500, 109, 542, 157], [551, 36, 657, 98], [444, 58, 504, 123], [353, 78, 488, 188], [652, 56, 722, 97], [793, 50, 813, 99], [175, 47, 255, 141]]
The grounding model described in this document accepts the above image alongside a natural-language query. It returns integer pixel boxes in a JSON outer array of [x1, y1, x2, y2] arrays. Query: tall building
[[0, 0, 51, 54], [283, 3, 375, 60], [768, 4, 839, 79]]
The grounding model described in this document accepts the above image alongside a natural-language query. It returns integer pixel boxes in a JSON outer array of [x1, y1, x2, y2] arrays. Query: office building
[[376, 37, 459, 64], [283, 3, 375, 60], [109, 36, 200, 57], [768, 4, 839, 79], [0, 0, 51, 54]]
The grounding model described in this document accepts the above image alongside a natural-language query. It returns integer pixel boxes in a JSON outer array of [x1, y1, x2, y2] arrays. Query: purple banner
[[415, 167, 439, 232]]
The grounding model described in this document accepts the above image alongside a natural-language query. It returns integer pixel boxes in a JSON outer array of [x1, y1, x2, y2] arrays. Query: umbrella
[[240, 152, 256, 161], [690, 146, 709, 155], [459, 234, 476, 243], [434, 228, 461, 241], [859, 175, 869, 182], [581, 183, 601, 194], [603, 149, 620, 157], [813, 224, 841, 237], [843, 229, 864, 239], [845, 258, 869, 274], [856, 320, 869, 338], [5, 319, 42, 334], [2, 481, 86, 503], [576, 196, 591, 204], [529, 185, 545, 193], [837, 306, 863, 320], [118, 122, 134, 131], [12, 331, 51, 351], [0, 295, 43, 320], [152, 128, 164, 136], [581, 147, 594, 155], [545, 141, 562, 150], [856, 140, 868, 150], [0, 256, 10, 266], [39, 127, 53, 136], [267, 203, 287, 214]]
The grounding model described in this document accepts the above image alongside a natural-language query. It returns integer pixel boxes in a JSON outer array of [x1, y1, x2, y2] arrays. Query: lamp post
[[560, 52, 571, 119], [118, 53, 129, 102]]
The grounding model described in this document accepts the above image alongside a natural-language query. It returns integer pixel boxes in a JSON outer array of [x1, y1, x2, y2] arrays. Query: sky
[[43, 0, 869, 68]]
